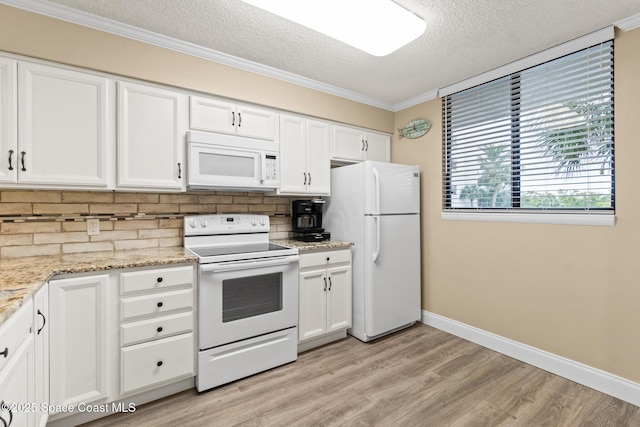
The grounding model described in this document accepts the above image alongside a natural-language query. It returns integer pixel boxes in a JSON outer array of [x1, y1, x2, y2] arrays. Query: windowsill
[[441, 211, 616, 226]]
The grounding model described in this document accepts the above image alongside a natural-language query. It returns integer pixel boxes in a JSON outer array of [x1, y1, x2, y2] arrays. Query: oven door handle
[[200, 255, 300, 273]]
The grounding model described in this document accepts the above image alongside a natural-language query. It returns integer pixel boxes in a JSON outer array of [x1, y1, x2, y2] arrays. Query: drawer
[[0, 299, 33, 372], [121, 311, 193, 346], [121, 288, 194, 321], [120, 265, 194, 294], [121, 333, 194, 395], [299, 249, 351, 269]]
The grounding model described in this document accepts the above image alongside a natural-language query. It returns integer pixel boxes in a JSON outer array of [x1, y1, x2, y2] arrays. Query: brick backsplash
[[0, 190, 296, 258]]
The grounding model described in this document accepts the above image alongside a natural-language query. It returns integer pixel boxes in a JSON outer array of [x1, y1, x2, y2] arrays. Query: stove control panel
[[184, 214, 270, 235]]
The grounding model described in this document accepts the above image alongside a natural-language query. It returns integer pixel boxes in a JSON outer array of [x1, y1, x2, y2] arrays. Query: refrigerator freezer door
[[363, 161, 420, 215], [363, 214, 421, 339]]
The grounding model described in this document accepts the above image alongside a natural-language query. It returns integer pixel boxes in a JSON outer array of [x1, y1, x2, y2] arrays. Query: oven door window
[[222, 272, 283, 322]]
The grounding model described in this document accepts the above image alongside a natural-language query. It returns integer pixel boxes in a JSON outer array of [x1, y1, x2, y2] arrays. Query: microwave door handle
[[260, 152, 266, 182]]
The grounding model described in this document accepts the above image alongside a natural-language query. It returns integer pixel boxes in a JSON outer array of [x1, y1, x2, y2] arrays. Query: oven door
[[198, 255, 299, 350]]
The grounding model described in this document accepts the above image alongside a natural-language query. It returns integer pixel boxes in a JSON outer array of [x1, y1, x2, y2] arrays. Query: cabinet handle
[[157, 326, 163, 333], [20, 151, 26, 172], [0, 401, 12, 427], [177, 163, 182, 179], [303, 172, 307, 186], [231, 112, 235, 127], [157, 277, 163, 283], [308, 173, 311, 185], [7, 150, 13, 171], [238, 112, 242, 127], [328, 277, 333, 291], [0, 347, 7, 358], [365, 140, 369, 151], [323, 277, 327, 292], [157, 301, 164, 308], [362, 140, 365, 151], [157, 361, 163, 367], [0, 413, 7, 427], [37, 309, 46, 335]]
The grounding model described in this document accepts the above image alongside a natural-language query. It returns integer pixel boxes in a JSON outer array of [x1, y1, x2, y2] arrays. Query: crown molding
[[615, 13, 640, 31], [392, 89, 439, 111], [0, 0, 404, 111]]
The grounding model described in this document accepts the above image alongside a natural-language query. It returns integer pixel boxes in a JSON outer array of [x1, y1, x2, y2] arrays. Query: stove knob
[[189, 219, 197, 228], [260, 218, 267, 226], [200, 219, 209, 228], [251, 218, 258, 226]]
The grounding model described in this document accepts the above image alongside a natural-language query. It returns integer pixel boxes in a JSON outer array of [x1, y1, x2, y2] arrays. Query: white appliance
[[186, 130, 279, 191], [324, 161, 421, 342], [184, 214, 299, 392]]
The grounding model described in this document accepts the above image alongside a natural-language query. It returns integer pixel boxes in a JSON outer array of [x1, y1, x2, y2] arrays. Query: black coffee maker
[[291, 199, 330, 242]]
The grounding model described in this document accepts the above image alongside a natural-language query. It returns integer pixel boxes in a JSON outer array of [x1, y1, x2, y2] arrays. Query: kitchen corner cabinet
[[190, 95, 277, 140], [298, 249, 352, 352], [278, 114, 331, 196], [117, 81, 187, 191], [11, 61, 114, 189], [33, 284, 49, 427], [331, 125, 390, 164], [0, 299, 35, 427], [49, 274, 113, 410]]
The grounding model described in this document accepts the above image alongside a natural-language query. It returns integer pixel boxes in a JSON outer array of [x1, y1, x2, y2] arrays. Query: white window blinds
[[443, 40, 614, 213]]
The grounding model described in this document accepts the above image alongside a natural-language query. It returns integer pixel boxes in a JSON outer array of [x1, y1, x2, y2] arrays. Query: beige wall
[[0, 5, 393, 133], [392, 27, 640, 384]]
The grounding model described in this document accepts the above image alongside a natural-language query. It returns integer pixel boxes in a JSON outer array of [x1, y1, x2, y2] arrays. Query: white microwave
[[186, 130, 279, 191]]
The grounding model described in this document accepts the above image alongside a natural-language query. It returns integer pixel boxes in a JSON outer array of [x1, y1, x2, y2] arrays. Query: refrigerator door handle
[[373, 216, 381, 263], [372, 167, 380, 215]]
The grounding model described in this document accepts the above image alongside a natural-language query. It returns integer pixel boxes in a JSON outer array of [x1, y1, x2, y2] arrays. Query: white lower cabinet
[[47, 263, 196, 425], [298, 249, 352, 352], [0, 299, 35, 427], [49, 274, 112, 410]]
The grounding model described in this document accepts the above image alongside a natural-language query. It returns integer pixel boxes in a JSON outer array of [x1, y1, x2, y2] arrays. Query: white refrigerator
[[324, 161, 421, 342]]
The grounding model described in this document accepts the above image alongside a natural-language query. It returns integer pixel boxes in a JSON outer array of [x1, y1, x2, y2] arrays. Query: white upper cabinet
[[278, 114, 331, 196], [190, 95, 276, 140], [117, 81, 187, 191], [16, 61, 114, 188], [0, 57, 16, 183], [332, 124, 390, 164]]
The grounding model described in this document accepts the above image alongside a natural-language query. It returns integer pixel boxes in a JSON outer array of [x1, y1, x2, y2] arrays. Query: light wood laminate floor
[[82, 324, 639, 426]]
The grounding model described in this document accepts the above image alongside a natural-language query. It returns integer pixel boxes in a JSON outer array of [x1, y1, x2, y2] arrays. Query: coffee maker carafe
[[291, 199, 330, 241]]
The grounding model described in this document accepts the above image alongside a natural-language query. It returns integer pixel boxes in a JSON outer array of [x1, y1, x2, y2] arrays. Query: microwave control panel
[[264, 154, 278, 180]]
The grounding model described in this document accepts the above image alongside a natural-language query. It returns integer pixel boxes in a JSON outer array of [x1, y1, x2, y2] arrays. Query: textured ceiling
[[14, 0, 640, 109]]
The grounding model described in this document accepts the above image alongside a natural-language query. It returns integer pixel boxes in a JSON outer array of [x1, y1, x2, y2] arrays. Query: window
[[442, 41, 614, 219]]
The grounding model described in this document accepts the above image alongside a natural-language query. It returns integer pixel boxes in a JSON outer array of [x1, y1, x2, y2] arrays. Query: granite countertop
[[272, 239, 354, 252], [0, 247, 197, 326]]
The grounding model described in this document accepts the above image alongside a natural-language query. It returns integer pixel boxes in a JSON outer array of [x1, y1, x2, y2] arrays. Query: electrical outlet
[[87, 219, 100, 236]]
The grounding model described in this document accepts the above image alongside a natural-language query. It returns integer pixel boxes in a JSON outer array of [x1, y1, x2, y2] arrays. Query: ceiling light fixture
[[241, 0, 426, 57]]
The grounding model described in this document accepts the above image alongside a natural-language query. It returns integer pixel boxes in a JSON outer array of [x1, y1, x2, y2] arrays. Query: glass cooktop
[[189, 242, 292, 258]]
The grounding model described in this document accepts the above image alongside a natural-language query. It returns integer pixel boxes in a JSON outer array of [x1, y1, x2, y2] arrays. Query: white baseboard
[[421, 310, 640, 407]]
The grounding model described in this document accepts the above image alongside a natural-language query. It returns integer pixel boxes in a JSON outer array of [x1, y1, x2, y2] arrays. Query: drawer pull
[[0, 347, 7, 358], [157, 302, 164, 308], [157, 277, 163, 283], [157, 361, 163, 367], [157, 326, 163, 333]]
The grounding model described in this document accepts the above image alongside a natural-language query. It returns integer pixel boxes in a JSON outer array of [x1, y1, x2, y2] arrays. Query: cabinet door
[[33, 284, 49, 427], [279, 114, 307, 194], [306, 120, 331, 195], [18, 61, 113, 188], [235, 104, 276, 140], [118, 81, 186, 191], [326, 265, 352, 333], [365, 132, 391, 162], [0, 333, 35, 427], [298, 269, 328, 341], [0, 57, 17, 183], [332, 125, 364, 163], [189, 96, 235, 135], [49, 274, 111, 408]]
